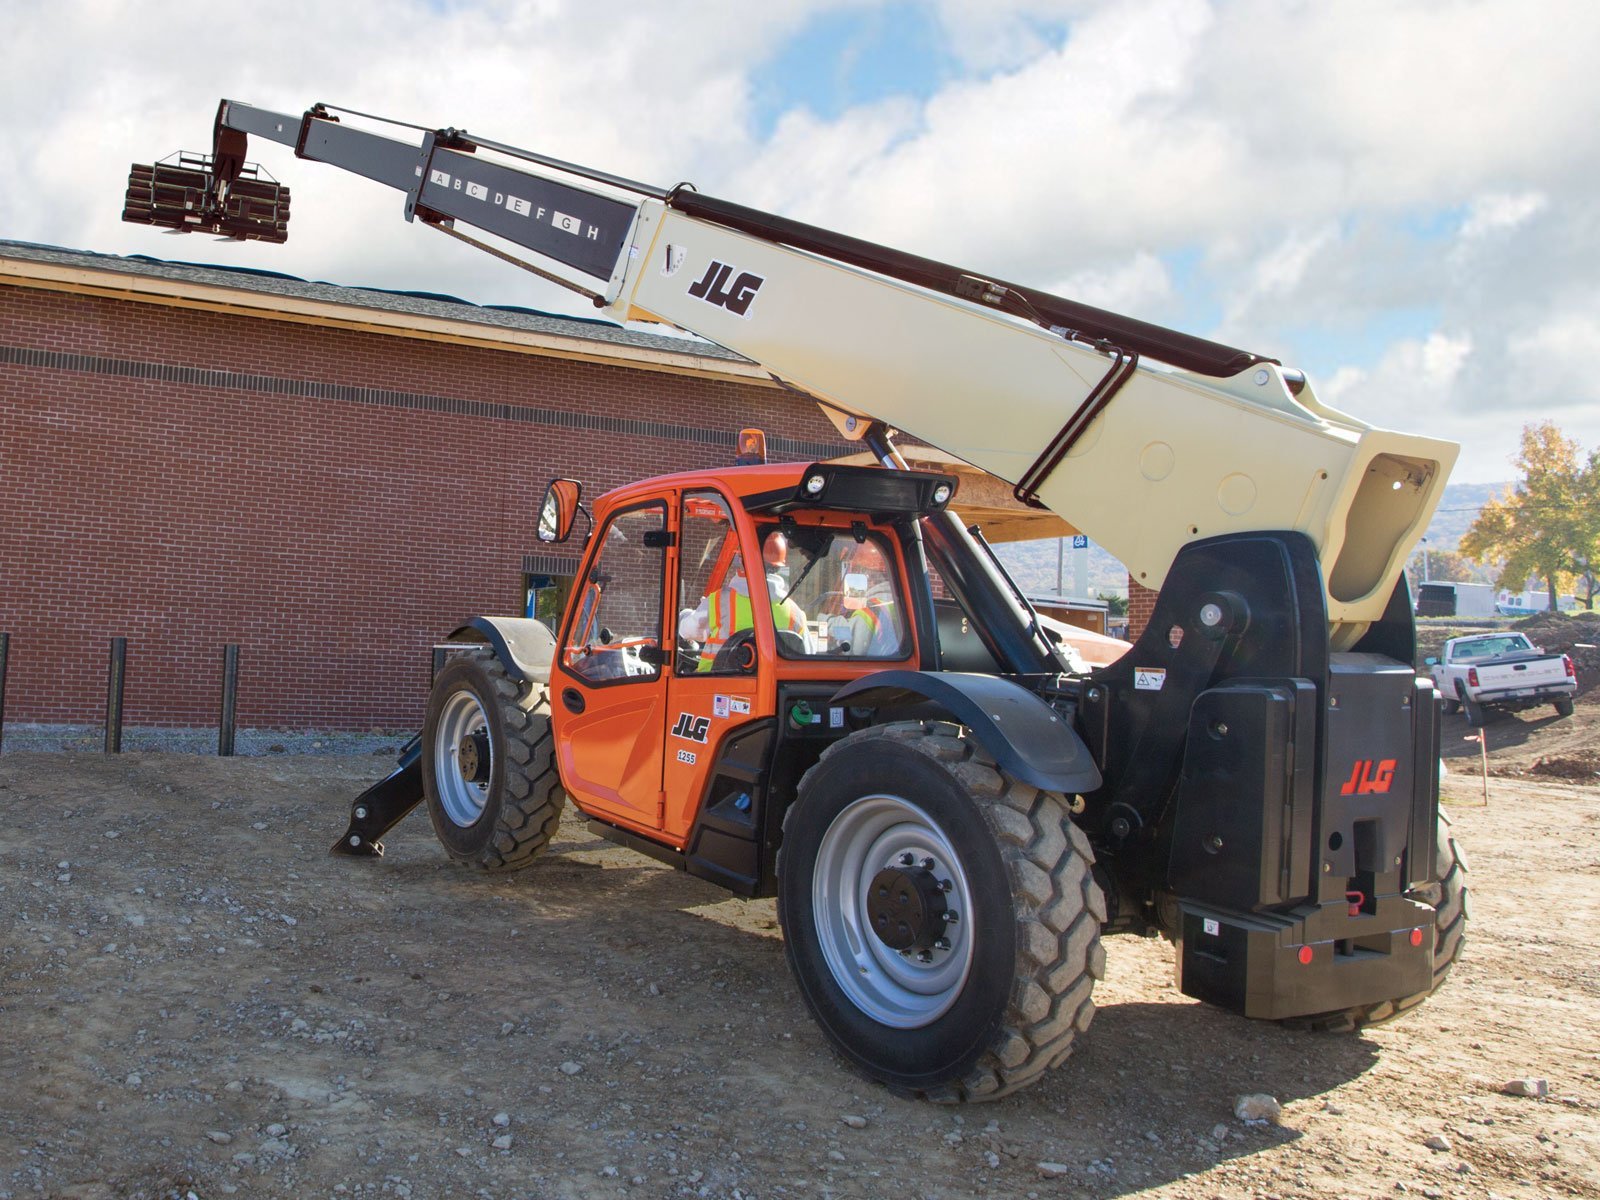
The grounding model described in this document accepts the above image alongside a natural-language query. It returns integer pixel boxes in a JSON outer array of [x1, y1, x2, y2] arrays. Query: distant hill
[[990, 479, 1511, 598], [1423, 480, 1511, 551]]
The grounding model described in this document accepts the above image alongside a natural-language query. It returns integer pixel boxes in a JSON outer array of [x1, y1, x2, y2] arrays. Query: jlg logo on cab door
[[671, 713, 712, 743], [1340, 758, 1397, 795]]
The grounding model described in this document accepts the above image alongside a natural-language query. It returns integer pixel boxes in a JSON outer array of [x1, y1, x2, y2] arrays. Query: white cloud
[[1323, 331, 1473, 422], [1045, 251, 1173, 314], [1460, 191, 1548, 241], [4, 0, 1600, 485]]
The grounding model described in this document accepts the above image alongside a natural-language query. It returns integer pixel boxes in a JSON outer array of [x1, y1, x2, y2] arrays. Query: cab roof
[[595, 461, 960, 521]]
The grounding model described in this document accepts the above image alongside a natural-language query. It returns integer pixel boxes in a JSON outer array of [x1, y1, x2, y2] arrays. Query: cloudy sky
[[5, 0, 1597, 484]]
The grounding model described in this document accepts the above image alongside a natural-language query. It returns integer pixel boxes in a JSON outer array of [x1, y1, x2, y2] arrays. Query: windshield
[[1450, 635, 1533, 661], [759, 525, 910, 660]]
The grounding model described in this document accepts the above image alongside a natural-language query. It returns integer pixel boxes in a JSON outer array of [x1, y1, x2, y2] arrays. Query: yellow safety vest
[[698, 588, 755, 671], [851, 598, 895, 655], [697, 587, 805, 671]]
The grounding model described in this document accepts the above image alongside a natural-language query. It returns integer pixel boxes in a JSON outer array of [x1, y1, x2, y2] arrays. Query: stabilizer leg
[[330, 736, 424, 857]]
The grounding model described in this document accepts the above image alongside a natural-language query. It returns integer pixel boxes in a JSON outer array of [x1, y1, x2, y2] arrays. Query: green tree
[[1405, 547, 1477, 590], [1097, 590, 1128, 617], [1460, 422, 1590, 609], [1574, 448, 1600, 609]]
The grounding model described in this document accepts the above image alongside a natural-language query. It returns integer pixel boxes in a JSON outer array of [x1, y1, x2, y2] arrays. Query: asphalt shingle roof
[[0, 239, 751, 365]]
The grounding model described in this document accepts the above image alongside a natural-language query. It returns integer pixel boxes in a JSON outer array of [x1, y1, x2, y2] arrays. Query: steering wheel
[[711, 628, 759, 673], [775, 628, 807, 657], [677, 633, 702, 675]]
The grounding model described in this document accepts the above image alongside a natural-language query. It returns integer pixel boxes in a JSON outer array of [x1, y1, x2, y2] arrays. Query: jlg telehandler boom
[[125, 100, 1466, 1101]]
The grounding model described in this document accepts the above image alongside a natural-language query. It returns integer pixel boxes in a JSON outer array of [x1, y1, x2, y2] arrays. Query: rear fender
[[831, 670, 1101, 795], [447, 616, 557, 687]]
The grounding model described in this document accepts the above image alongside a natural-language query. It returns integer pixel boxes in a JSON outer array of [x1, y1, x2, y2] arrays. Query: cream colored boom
[[603, 204, 1456, 640], [201, 101, 1457, 640]]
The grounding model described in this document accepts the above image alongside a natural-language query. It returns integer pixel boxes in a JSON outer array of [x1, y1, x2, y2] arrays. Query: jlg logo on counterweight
[[687, 260, 764, 317], [1340, 758, 1397, 795]]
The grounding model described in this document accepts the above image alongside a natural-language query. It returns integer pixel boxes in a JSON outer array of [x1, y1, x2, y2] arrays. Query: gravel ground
[[1, 755, 1596, 1200]]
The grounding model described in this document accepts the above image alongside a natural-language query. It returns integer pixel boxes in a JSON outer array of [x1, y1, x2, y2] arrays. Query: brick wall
[[0, 286, 843, 730], [1127, 577, 1158, 641]]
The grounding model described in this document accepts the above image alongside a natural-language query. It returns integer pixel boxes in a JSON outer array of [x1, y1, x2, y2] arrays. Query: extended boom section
[[126, 100, 1455, 638]]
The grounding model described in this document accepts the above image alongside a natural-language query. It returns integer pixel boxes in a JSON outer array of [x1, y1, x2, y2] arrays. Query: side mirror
[[538, 478, 582, 543], [1423, 656, 1438, 666]]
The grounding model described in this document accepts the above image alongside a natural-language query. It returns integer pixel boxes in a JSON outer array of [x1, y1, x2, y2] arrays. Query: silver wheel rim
[[434, 688, 493, 827], [812, 793, 976, 1028]]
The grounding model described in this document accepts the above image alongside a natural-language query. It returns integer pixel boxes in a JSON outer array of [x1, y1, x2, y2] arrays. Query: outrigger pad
[[330, 737, 424, 857]]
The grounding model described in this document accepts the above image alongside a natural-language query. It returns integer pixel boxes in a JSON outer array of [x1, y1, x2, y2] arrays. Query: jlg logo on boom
[[687, 260, 764, 317], [1340, 758, 1397, 795]]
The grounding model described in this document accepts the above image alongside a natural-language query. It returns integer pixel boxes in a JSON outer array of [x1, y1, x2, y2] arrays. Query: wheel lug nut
[[917, 951, 932, 963], [946, 910, 959, 924], [939, 879, 953, 893], [934, 938, 950, 952], [899, 853, 914, 866], [921, 857, 935, 871]]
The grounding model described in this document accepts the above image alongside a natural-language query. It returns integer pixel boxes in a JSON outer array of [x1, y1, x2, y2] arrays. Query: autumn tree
[[1460, 422, 1593, 609], [1575, 447, 1600, 609], [1405, 548, 1479, 590]]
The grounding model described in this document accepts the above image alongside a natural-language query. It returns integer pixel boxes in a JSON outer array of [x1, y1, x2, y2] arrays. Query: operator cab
[[541, 459, 954, 890]]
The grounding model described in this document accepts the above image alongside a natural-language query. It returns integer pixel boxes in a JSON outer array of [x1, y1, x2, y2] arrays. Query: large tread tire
[[1554, 697, 1575, 718], [777, 723, 1106, 1103], [1463, 693, 1488, 727], [1287, 810, 1468, 1033], [421, 654, 567, 872]]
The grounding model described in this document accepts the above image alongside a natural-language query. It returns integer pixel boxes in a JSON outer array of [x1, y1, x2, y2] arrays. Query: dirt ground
[[1, 740, 1596, 1200]]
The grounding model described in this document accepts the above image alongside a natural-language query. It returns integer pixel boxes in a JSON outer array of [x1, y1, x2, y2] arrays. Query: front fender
[[832, 671, 1102, 795], [447, 616, 557, 686]]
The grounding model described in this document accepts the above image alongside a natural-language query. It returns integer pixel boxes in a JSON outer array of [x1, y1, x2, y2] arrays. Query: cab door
[[662, 490, 766, 841], [551, 500, 670, 831]]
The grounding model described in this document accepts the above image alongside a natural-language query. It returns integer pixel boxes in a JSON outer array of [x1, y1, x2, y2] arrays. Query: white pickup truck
[[1428, 632, 1577, 725]]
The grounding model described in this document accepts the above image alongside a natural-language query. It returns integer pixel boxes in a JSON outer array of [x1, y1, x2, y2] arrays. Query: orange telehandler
[[125, 100, 1466, 1100]]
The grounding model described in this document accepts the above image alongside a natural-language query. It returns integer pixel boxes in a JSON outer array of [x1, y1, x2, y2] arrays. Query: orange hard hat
[[764, 531, 788, 567], [850, 539, 887, 572]]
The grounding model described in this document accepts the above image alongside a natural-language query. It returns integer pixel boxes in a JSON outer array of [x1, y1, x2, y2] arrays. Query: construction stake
[[105, 637, 127, 754], [1462, 731, 1489, 806], [219, 644, 240, 757]]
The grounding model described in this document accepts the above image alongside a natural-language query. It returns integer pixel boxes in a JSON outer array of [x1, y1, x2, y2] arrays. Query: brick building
[[0, 241, 856, 733], [1, 240, 1117, 736]]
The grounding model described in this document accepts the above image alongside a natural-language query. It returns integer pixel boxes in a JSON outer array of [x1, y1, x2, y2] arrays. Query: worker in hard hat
[[679, 530, 811, 670], [761, 531, 813, 654], [842, 538, 903, 656]]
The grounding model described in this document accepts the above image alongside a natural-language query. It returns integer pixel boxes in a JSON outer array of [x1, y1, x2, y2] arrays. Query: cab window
[[561, 504, 666, 684], [676, 492, 760, 674], [763, 527, 909, 660]]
